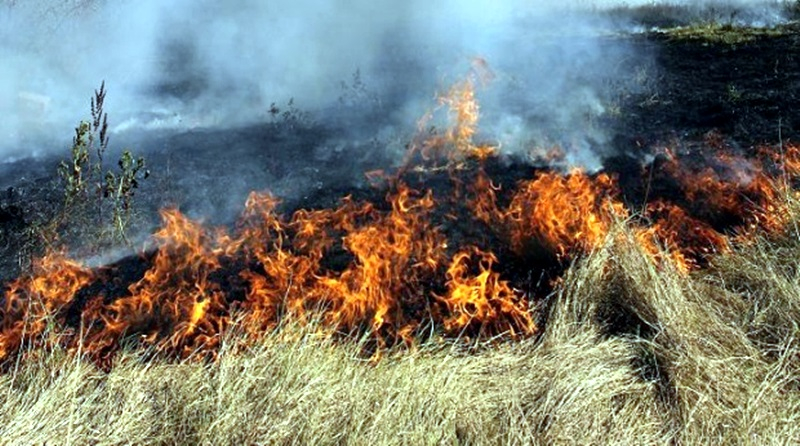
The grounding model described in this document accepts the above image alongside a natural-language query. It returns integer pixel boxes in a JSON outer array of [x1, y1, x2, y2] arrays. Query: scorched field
[[2, 1, 800, 444]]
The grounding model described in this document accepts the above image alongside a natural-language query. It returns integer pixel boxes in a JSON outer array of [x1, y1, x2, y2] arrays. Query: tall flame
[[82, 209, 229, 361]]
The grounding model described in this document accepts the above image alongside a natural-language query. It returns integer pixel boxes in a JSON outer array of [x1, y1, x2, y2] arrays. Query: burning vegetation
[[2, 70, 800, 371], [6, 1, 800, 442]]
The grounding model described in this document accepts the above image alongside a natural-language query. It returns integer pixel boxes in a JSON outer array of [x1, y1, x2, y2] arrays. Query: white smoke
[[0, 0, 792, 164]]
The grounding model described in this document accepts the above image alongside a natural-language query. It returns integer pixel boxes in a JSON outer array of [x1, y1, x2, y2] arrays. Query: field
[[3, 3, 800, 445]]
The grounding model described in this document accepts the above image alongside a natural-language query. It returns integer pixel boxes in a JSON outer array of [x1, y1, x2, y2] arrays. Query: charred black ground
[[610, 24, 800, 147]]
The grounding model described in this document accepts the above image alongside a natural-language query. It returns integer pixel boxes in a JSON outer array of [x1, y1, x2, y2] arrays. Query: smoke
[[0, 0, 793, 166]]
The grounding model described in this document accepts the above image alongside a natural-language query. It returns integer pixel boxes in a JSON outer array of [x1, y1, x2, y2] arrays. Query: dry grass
[[658, 23, 794, 44], [3, 207, 800, 444]]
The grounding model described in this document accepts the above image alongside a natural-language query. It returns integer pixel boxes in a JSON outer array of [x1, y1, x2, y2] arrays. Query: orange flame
[[314, 184, 445, 339], [506, 170, 627, 256], [439, 247, 535, 338], [83, 209, 228, 360], [470, 169, 627, 259], [4, 73, 800, 367], [656, 147, 796, 236], [642, 200, 729, 271], [0, 253, 93, 361], [405, 64, 498, 167]]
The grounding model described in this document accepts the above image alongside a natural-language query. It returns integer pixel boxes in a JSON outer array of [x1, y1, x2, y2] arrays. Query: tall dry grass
[[3, 206, 800, 444]]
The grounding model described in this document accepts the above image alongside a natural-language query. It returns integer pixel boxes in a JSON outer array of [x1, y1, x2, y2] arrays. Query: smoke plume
[[0, 0, 792, 165]]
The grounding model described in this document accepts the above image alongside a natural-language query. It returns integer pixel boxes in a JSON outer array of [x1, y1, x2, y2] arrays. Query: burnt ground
[[611, 25, 800, 148], [2, 25, 800, 285]]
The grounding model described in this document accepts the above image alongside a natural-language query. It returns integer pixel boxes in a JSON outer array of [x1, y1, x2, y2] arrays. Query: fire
[[235, 182, 537, 347], [237, 191, 321, 334], [505, 170, 627, 257], [441, 79, 480, 156], [642, 200, 729, 271], [470, 168, 627, 259], [312, 184, 445, 338], [2, 70, 800, 367], [404, 62, 498, 168], [0, 253, 93, 361], [82, 209, 229, 361], [438, 247, 535, 338], [652, 146, 797, 235], [781, 144, 800, 177]]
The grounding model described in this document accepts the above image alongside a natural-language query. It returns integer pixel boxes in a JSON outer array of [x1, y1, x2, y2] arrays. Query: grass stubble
[[4, 199, 800, 445]]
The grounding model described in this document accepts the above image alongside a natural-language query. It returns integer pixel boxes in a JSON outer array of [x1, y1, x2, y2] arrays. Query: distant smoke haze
[[0, 0, 793, 165]]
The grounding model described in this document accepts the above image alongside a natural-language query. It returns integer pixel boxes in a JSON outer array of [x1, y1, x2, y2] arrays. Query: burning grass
[[4, 76, 800, 362], [3, 212, 800, 444], [6, 140, 798, 368], [4, 73, 800, 442]]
